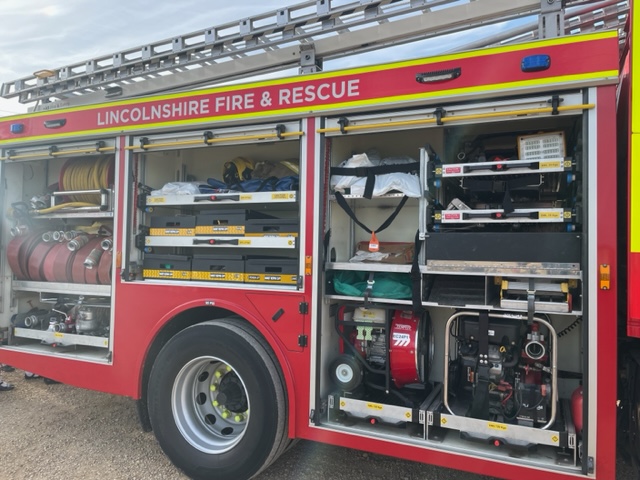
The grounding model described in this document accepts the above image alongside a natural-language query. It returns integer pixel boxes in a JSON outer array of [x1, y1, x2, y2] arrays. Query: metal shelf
[[146, 191, 297, 207], [12, 281, 111, 297], [145, 235, 297, 249], [325, 294, 412, 306], [13, 327, 109, 349], [327, 262, 412, 273], [423, 261, 581, 279], [433, 157, 571, 178], [30, 211, 114, 220]]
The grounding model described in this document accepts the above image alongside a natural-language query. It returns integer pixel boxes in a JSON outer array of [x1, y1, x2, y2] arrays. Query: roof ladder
[[0, 0, 627, 111]]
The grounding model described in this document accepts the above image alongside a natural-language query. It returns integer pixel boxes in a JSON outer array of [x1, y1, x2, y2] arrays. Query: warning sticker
[[539, 211, 561, 220], [488, 422, 508, 431], [540, 160, 562, 169]]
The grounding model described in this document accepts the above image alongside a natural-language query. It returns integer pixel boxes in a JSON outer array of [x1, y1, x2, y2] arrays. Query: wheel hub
[[172, 356, 250, 454]]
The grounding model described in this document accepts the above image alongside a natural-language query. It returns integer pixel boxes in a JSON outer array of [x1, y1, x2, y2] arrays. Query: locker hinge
[[299, 302, 309, 314], [298, 335, 308, 347]]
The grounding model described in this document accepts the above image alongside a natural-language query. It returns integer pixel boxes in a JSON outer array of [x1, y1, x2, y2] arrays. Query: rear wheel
[[148, 319, 288, 480]]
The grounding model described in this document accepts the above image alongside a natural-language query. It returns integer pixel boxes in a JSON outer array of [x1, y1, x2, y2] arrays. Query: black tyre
[[330, 354, 364, 392], [148, 319, 288, 480]]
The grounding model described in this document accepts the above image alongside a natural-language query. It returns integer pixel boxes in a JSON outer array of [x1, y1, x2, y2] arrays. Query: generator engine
[[456, 316, 553, 427], [330, 308, 431, 398]]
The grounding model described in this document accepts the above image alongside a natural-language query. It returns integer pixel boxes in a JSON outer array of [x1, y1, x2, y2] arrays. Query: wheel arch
[[136, 301, 297, 436]]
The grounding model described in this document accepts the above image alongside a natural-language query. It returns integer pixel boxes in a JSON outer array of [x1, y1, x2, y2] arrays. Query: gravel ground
[[0, 369, 635, 480]]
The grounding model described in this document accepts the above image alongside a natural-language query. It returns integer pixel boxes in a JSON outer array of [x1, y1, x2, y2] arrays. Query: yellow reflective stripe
[[143, 269, 191, 279], [634, 2, 640, 133], [1, 31, 616, 122], [631, 134, 640, 252]]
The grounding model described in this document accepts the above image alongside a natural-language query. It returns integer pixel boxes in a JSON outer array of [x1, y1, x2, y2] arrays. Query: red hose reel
[[7, 232, 112, 285]]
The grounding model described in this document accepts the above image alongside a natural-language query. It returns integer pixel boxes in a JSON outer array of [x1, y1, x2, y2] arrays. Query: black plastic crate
[[149, 215, 196, 236], [245, 218, 299, 236], [195, 210, 273, 235], [191, 255, 244, 283], [245, 257, 298, 285], [143, 254, 191, 280]]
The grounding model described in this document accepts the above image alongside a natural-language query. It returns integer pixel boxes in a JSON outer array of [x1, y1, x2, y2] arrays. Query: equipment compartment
[[315, 95, 587, 475], [0, 142, 117, 361], [131, 122, 302, 290]]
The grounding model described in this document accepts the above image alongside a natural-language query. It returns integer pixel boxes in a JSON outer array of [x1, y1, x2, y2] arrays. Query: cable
[[557, 317, 582, 338]]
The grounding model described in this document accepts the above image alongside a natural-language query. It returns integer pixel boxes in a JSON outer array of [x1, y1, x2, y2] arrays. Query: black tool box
[[245, 257, 298, 285], [245, 218, 299, 236], [143, 254, 191, 280], [191, 255, 244, 283], [149, 216, 196, 236], [195, 210, 274, 235]]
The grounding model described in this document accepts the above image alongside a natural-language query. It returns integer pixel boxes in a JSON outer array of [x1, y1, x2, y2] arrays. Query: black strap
[[464, 174, 540, 214], [411, 230, 422, 313], [323, 229, 331, 270], [363, 272, 375, 306], [331, 162, 420, 199], [334, 191, 408, 234], [468, 311, 491, 420], [528, 278, 536, 323]]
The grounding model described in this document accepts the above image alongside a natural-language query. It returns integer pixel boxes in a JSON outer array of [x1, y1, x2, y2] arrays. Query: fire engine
[[0, 0, 633, 479]]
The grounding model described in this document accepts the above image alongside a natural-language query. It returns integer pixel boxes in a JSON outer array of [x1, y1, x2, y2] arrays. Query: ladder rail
[[26, 0, 551, 111], [0, 0, 460, 102], [447, 0, 628, 53], [1, 0, 625, 109]]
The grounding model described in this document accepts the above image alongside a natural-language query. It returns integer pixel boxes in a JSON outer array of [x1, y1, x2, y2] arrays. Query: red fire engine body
[[0, 1, 632, 479]]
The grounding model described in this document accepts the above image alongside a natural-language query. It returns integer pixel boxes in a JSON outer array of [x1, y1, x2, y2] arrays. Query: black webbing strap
[[478, 311, 489, 367], [468, 311, 491, 420], [323, 229, 331, 270], [331, 162, 420, 199], [363, 272, 375, 306], [334, 191, 408, 234], [527, 278, 536, 324], [411, 229, 422, 313]]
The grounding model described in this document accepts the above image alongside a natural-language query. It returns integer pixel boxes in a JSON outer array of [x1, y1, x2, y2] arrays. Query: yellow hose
[[60, 156, 112, 204], [34, 202, 97, 214]]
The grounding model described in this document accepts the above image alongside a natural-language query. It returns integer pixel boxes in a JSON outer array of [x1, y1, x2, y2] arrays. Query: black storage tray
[[150, 215, 196, 229], [191, 255, 244, 283], [425, 232, 581, 264], [196, 209, 273, 235], [245, 257, 297, 285], [143, 254, 191, 280], [245, 218, 299, 235]]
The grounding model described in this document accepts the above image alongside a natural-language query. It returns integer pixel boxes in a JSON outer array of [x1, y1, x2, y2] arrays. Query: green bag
[[332, 270, 412, 299]]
